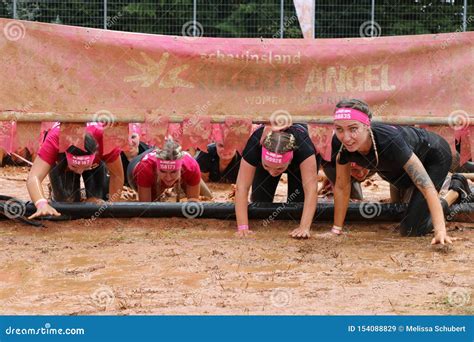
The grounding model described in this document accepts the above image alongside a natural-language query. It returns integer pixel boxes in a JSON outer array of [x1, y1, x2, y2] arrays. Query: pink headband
[[129, 123, 141, 135], [156, 158, 183, 171], [66, 152, 95, 168], [334, 108, 370, 126], [261, 146, 293, 164]]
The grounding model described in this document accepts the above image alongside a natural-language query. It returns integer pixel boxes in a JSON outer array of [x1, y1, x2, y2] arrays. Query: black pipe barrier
[[37, 201, 406, 221], [0, 197, 472, 223]]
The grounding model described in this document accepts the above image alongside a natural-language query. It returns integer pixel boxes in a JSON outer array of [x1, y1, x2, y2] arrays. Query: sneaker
[[448, 173, 472, 203]]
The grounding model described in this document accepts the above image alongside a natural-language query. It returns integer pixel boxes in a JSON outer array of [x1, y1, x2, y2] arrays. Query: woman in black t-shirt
[[235, 124, 319, 239], [195, 142, 241, 183], [330, 99, 470, 244], [120, 131, 152, 187]]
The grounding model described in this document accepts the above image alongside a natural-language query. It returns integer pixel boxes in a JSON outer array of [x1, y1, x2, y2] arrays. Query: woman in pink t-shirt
[[127, 138, 202, 202], [26, 124, 124, 219]]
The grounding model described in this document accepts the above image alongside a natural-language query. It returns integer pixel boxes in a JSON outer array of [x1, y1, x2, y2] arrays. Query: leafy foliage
[[0, 0, 470, 37]]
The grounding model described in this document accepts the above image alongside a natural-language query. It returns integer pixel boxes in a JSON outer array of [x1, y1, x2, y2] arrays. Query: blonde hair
[[262, 131, 296, 154], [154, 137, 184, 201], [155, 137, 184, 161]]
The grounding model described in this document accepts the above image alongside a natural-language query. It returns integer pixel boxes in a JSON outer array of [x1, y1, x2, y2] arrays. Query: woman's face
[[125, 133, 140, 156], [216, 143, 236, 161], [334, 120, 370, 152], [261, 159, 289, 177], [129, 133, 140, 148], [158, 169, 180, 187]]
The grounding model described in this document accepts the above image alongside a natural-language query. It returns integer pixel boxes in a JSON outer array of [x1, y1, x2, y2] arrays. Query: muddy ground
[[0, 166, 472, 315]]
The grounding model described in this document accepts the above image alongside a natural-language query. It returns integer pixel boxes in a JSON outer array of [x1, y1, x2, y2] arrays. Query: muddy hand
[[235, 229, 255, 238], [290, 227, 311, 239], [28, 204, 60, 219], [431, 230, 453, 245]]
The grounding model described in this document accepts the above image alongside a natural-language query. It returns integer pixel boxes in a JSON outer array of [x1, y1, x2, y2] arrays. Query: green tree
[[0, 0, 469, 38]]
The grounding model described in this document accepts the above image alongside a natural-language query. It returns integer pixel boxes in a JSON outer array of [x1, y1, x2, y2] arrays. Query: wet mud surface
[[0, 167, 472, 315]]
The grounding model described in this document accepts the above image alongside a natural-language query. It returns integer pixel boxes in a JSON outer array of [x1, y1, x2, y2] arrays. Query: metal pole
[[1, 111, 473, 126], [371, 0, 375, 38], [463, 0, 467, 32], [13, 0, 17, 19], [193, 0, 197, 37], [280, 0, 284, 38], [104, 0, 108, 29], [313, 0, 316, 39]]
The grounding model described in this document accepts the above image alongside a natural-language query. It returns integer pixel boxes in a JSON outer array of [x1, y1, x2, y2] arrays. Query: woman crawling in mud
[[127, 137, 205, 202], [234, 124, 319, 239], [26, 123, 124, 219], [328, 98, 471, 244]]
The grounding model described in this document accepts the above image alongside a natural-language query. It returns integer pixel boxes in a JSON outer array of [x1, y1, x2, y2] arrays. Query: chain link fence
[[0, 1, 472, 38]]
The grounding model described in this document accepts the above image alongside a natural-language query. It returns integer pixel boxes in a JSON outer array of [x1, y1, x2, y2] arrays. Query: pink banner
[[167, 123, 183, 144], [211, 123, 224, 144], [181, 115, 211, 152], [103, 123, 129, 155], [459, 129, 471, 166], [0, 18, 472, 120], [308, 124, 333, 161], [471, 127, 474, 163], [142, 115, 169, 148], [223, 117, 253, 154], [59, 123, 85, 152], [0, 121, 15, 153], [455, 127, 471, 165], [15, 122, 41, 153]]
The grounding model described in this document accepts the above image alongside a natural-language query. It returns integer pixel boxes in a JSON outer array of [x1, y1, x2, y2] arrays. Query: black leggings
[[251, 165, 307, 203], [49, 154, 109, 202], [399, 134, 452, 236]]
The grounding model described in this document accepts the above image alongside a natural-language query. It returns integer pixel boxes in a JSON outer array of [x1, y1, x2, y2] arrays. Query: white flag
[[293, 0, 315, 39]]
